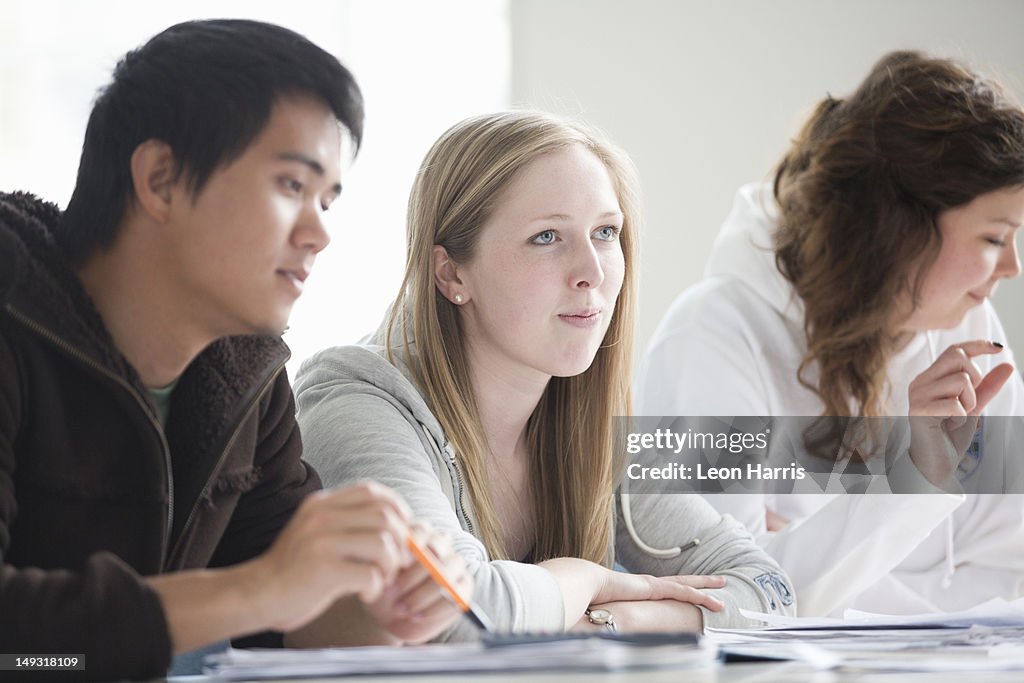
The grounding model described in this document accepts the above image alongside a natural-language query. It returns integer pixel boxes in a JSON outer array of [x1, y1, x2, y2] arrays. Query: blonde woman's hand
[[907, 340, 1014, 487], [573, 571, 732, 633], [364, 522, 472, 643], [593, 567, 726, 613], [538, 558, 726, 629], [573, 599, 705, 633]]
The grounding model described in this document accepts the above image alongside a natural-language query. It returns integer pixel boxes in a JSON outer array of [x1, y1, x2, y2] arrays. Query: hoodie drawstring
[[923, 330, 957, 589], [942, 515, 956, 588], [619, 476, 700, 558]]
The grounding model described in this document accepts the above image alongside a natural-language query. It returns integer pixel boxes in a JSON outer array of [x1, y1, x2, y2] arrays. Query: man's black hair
[[57, 19, 364, 262]]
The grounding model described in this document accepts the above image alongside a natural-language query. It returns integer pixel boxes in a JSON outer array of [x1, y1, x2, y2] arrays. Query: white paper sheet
[[203, 635, 716, 680], [736, 597, 1024, 630], [707, 606, 1024, 673]]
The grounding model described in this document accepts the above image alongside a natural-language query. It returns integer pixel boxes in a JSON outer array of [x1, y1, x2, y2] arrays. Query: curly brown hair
[[773, 50, 1024, 416]]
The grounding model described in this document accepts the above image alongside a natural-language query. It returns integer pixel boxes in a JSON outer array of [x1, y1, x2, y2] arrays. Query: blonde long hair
[[386, 112, 640, 563]]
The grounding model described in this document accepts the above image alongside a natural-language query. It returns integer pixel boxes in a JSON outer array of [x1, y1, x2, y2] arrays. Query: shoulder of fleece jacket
[[0, 191, 139, 380]]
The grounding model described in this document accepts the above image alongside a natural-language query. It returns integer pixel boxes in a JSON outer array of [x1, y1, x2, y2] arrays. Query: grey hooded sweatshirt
[[293, 336, 796, 640]]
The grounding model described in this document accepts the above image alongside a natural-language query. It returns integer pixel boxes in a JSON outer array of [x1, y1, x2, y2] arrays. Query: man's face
[[165, 96, 345, 337]]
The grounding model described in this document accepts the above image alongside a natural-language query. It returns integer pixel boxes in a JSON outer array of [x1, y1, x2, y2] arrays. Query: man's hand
[[364, 523, 473, 643], [243, 481, 413, 633], [149, 481, 416, 654]]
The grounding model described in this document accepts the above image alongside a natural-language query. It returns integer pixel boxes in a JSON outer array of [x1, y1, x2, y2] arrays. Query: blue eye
[[594, 226, 621, 242], [531, 230, 557, 245]]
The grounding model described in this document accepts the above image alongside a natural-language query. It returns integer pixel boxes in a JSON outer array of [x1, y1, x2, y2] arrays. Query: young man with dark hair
[[0, 19, 468, 681]]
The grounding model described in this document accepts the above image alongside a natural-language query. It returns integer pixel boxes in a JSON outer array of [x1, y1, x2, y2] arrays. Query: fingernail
[[394, 602, 410, 616], [993, 341, 1004, 349]]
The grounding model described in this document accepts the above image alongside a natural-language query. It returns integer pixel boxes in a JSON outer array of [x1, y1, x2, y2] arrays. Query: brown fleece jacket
[[0, 192, 321, 681]]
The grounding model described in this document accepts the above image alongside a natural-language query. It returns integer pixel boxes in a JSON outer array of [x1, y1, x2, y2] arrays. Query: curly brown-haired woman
[[638, 51, 1024, 616]]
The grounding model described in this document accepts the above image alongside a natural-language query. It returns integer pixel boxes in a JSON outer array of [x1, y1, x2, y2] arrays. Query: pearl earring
[[453, 294, 464, 304]]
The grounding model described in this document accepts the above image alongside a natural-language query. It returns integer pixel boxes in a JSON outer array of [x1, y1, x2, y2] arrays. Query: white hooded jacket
[[635, 182, 1024, 616]]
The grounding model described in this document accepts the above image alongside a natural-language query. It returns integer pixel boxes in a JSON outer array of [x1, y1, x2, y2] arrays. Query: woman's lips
[[558, 310, 601, 328]]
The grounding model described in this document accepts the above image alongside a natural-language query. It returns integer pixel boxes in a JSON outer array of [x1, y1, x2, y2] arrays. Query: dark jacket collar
[[0, 191, 137, 380]]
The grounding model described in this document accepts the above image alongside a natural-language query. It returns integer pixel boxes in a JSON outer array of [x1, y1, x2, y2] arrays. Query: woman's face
[[901, 185, 1024, 332], [453, 144, 626, 384]]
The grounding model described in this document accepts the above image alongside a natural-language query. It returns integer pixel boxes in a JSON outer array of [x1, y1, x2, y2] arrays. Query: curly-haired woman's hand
[[907, 340, 1013, 487]]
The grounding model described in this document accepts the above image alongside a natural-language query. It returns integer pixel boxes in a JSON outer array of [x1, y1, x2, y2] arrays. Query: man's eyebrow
[[276, 152, 343, 194]]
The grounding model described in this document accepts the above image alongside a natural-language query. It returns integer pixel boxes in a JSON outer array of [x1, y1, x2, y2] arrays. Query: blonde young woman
[[294, 112, 795, 641], [637, 51, 1024, 616]]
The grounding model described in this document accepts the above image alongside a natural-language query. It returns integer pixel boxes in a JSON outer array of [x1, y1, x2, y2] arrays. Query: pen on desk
[[406, 534, 494, 632]]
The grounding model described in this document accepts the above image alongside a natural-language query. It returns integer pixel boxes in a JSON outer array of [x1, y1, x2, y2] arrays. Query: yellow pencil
[[406, 535, 494, 631]]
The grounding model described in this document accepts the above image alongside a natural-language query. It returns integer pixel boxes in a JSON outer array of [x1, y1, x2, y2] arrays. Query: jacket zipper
[[419, 423, 475, 534], [6, 305, 176, 565], [164, 359, 286, 568], [448, 445, 474, 535]]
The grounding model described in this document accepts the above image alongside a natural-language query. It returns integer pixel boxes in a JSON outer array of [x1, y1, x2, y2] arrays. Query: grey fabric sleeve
[[295, 370, 565, 640], [615, 489, 797, 628]]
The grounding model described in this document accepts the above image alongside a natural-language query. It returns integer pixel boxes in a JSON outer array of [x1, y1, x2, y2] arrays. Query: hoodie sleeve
[[615, 489, 797, 627], [760, 494, 960, 615], [0, 333, 172, 682], [294, 352, 565, 640]]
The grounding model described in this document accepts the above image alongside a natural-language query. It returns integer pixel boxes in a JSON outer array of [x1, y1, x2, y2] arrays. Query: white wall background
[[4, 1, 1024, 380], [509, 0, 1024, 365], [0, 0, 510, 380]]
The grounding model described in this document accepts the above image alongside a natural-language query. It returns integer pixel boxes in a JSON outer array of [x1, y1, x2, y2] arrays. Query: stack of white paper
[[204, 635, 715, 680], [738, 597, 1024, 630], [705, 599, 1024, 672]]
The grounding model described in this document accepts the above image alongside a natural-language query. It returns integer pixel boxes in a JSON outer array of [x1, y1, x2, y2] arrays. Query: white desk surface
[[166, 661, 1024, 683]]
